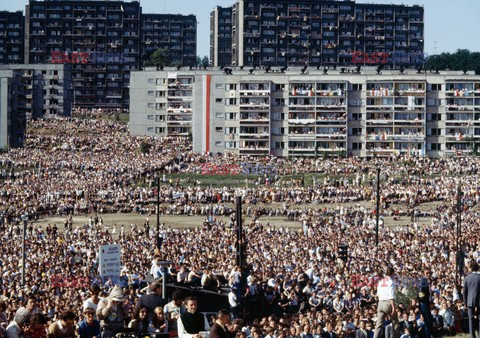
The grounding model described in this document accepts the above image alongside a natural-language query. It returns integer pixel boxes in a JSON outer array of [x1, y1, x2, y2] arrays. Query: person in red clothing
[[24, 313, 48, 338]]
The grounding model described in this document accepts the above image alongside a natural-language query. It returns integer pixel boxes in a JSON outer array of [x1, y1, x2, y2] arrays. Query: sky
[[2, 0, 479, 58]]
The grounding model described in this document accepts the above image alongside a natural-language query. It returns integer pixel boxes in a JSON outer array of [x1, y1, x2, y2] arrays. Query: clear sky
[[2, 0, 479, 58]]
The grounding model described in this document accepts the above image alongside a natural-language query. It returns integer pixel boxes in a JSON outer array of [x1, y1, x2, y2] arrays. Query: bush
[[140, 141, 152, 154]]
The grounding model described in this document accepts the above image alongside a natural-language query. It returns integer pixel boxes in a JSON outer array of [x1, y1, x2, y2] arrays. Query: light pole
[[156, 176, 161, 252], [455, 184, 462, 289], [375, 167, 380, 247], [21, 213, 28, 287]]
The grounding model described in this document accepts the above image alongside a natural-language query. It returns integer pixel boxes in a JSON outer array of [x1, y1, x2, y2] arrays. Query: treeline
[[425, 49, 480, 74]]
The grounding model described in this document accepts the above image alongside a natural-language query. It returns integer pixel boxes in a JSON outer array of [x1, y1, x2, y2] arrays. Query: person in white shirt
[[374, 267, 398, 338], [228, 287, 239, 319], [82, 286, 102, 318], [177, 296, 210, 338]]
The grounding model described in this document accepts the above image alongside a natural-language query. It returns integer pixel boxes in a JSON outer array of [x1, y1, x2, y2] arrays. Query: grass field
[[31, 200, 438, 231]]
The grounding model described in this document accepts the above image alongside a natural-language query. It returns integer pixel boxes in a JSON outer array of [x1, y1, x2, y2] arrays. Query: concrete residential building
[[130, 67, 480, 158], [0, 64, 72, 118], [0, 11, 24, 64], [141, 14, 197, 67], [24, 0, 197, 110], [210, 7, 232, 67], [211, 0, 424, 68], [0, 69, 26, 148], [25, 0, 142, 109]]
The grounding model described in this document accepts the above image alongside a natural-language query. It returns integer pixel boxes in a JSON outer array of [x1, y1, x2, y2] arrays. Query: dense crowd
[[0, 116, 479, 337]]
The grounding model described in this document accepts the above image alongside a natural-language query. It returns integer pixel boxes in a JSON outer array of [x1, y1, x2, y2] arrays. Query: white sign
[[98, 244, 121, 283]]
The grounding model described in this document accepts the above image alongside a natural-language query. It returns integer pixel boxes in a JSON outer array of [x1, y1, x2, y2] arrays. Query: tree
[[201, 56, 209, 68], [139, 141, 152, 154], [143, 48, 172, 67], [425, 49, 480, 75], [196, 56, 202, 68]]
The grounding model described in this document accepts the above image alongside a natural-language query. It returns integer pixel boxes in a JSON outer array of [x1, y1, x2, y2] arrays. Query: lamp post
[[21, 213, 28, 287], [375, 167, 380, 247], [156, 176, 161, 252]]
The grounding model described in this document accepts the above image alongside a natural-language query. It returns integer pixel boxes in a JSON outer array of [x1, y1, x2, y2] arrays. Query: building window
[[148, 78, 155, 84], [215, 141, 223, 147], [148, 103, 154, 108], [215, 127, 223, 132], [147, 127, 154, 132], [215, 83, 223, 89], [215, 98, 223, 103], [147, 115, 154, 120], [215, 112, 223, 118], [226, 98, 237, 105], [352, 84, 362, 91], [225, 113, 237, 120], [148, 91, 154, 96]]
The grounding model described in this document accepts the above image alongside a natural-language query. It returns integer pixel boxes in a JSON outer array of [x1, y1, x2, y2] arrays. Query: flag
[[382, 132, 386, 140]]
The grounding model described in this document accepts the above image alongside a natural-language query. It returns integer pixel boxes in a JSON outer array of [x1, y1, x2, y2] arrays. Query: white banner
[[98, 244, 121, 283]]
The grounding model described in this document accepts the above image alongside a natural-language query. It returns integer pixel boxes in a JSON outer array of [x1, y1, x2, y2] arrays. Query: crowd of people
[[0, 116, 479, 337]]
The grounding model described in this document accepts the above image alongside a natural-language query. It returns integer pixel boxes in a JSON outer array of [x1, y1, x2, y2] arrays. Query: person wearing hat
[[96, 286, 128, 338], [6, 308, 31, 338]]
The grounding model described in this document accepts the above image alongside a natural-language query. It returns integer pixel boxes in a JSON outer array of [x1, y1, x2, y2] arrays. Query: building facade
[[24, 0, 196, 110], [0, 11, 24, 64], [130, 67, 480, 158], [0, 69, 26, 148], [142, 14, 197, 67], [210, 7, 232, 67], [211, 0, 424, 68], [0, 64, 72, 118]]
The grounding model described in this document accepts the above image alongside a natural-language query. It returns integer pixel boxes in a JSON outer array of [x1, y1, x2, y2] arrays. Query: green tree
[[143, 48, 172, 67], [201, 56, 209, 68], [196, 56, 202, 67], [139, 141, 152, 154], [425, 49, 480, 74]]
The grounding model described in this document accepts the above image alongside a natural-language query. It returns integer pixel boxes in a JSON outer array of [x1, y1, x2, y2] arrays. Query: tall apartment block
[[129, 67, 480, 158], [211, 0, 424, 68], [25, 0, 141, 109], [24, 0, 197, 110], [210, 7, 232, 67], [142, 14, 197, 67], [0, 11, 24, 64], [0, 64, 72, 118], [0, 69, 26, 148]]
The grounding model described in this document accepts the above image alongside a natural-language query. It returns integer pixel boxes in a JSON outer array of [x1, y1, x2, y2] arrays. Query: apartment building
[[23, 0, 196, 110], [210, 7, 233, 67], [211, 0, 424, 68], [0, 64, 72, 118], [141, 14, 197, 67], [0, 11, 24, 64], [130, 67, 480, 158], [0, 69, 26, 148]]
